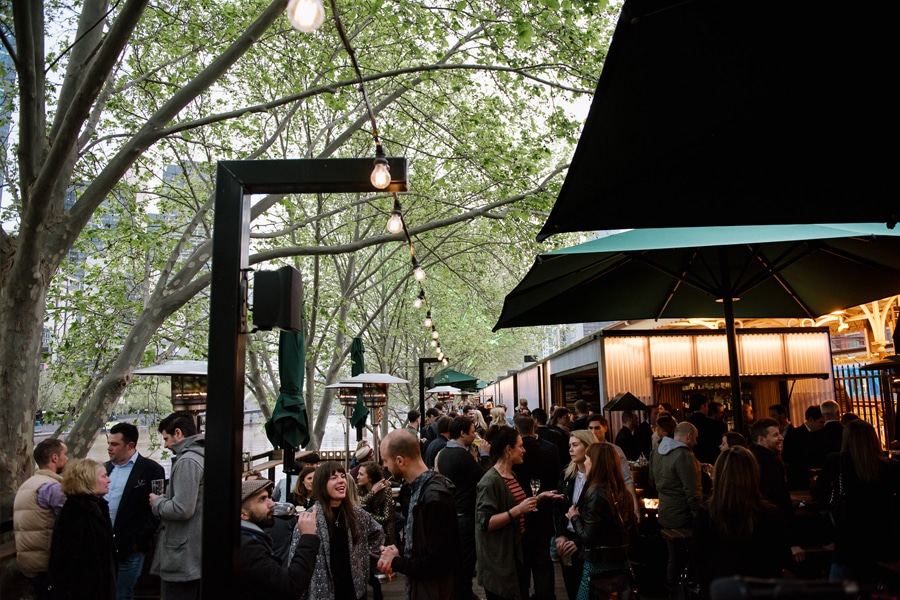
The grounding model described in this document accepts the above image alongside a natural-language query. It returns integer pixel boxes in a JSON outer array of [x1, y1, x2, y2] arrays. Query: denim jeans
[[116, 551, 145, 600]]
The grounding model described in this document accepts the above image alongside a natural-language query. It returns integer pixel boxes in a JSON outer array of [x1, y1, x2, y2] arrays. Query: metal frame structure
[[203, 158, 407, 598]]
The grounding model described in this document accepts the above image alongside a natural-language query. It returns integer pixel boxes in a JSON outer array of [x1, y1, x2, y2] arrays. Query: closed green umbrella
[[495, 223, 900, 433], [265, 329, 310, 450], [350, 337, 369, 440]]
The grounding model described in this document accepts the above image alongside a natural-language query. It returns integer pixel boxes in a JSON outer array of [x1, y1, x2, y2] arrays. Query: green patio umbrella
[[495, 223, 900, 433], [265, 329, 310, 449], [433, 368, 479, 392], [349, 337, 369, 440]]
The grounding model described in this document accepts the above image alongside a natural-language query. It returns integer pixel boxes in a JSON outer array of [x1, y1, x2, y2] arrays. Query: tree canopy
[[0, 0, 618, 518]]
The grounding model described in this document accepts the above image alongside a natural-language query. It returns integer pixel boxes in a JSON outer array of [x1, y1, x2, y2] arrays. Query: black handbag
[[827, 468, 845, 528]]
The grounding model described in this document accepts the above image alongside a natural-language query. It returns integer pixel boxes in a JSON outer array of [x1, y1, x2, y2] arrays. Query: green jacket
[[649, 436, 701, 529], [475, 467, 525, 599]]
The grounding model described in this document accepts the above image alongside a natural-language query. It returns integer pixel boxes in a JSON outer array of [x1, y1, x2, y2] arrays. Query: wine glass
[[530, 478, 541, 511]]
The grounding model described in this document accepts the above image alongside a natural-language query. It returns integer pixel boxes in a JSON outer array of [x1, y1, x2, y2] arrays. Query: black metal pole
[[723, 297, 744, 436], [204, 164, 250, 597], [202, 158, 407, 600]]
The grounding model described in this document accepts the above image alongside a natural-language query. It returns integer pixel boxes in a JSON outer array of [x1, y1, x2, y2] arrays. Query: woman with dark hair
[[357, 461, 394, 600], [290, 466, 317, 510], [566, 443, 636, 600], [690, 446, 790, 595], [288, 461, 383, 600], [553, 430, 597, 600], [476, 425, 559, 600], [718, 431, 747, 454], [816, 419, 900, 582], [47, 459, 117, 599]]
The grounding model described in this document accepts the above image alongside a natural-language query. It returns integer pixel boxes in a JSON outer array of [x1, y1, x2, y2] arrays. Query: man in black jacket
[[104, 422, 164, 600], [238, 479, 319, 599], [513, 415, 561, 600], [379, 429, 459, 600], [749, 418, 806, 565], [436, 416, 487, 600]]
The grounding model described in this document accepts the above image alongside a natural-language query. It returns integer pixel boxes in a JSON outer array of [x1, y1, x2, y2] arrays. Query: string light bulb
[[286, 0, 325, 32], [412, 257, 425, 281], [430, 340, 438, 347], [370, 145, 391, 189], [424, 312, 433, 328], [431, 328, 439, 340], [442, 357, 449, 366], [413, 291, 424, 309], [387, 198, 403, 233]]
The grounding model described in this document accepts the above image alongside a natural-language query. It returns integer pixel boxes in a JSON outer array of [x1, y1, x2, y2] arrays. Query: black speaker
[[425, 377, 435, 389], [253, 266, 303, 332]]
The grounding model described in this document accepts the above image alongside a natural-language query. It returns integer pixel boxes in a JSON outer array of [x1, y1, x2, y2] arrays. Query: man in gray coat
[[150, 412, 205, 600], [649, 421, 701, 593]]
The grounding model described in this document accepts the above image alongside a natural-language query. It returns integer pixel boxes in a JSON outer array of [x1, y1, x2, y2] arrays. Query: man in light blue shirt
[[105, 422, 164, 600]]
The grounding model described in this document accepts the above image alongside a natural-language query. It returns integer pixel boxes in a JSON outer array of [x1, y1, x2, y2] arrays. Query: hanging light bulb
[[286, 0, 326, 32], [437, 349, 444, 360], [412, 257, 425, 281], [370, 145, 391, 189], [442, 357, 449, 366], [413, 291, 424, 309], [424, 311, 433, 328], [431, 328, 439, 340], [430, 339, 438, 347], [387, 199, 403, 233]]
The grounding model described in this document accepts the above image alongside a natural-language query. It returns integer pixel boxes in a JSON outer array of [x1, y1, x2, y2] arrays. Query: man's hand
[[298, 506, 317, 535], [790, 545, 806, 562], [378, 544, 400, 574], [566, 505, 580, 520], [149, 493, 159, 505]]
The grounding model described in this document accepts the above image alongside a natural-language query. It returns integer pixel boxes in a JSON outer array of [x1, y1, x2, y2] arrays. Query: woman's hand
[[518, 496, 538, 513], [556, 536, 578, 557], [538, 490, 564, 503], [566, 504, 579, 520], [372, 480, 386, 493]]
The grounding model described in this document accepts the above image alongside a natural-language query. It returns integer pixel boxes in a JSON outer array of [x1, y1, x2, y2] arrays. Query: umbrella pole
[[345, 405, 352, 471], [723, 297, 744, 435]]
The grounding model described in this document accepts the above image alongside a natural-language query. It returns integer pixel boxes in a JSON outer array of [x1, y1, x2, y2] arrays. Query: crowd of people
[[11, 396, 900, 600]]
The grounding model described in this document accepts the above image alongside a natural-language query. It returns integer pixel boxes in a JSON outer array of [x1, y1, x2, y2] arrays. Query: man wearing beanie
[[238, 479, 319, 598]]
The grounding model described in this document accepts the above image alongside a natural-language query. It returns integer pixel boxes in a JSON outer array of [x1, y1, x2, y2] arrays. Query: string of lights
[[286, 0, 450, 366]]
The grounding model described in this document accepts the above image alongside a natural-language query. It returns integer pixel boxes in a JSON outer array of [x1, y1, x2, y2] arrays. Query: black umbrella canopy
[[537, 0, 897, 241], [604, 392, 649, 412]]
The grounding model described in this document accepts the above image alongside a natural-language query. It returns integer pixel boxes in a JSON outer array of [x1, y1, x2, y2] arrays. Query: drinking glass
[[151, 479, 166, 496], [530, 478, 541, 511]]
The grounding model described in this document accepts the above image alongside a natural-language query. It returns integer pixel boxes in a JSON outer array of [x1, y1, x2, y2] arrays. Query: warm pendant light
[[287, 0, 325, 32], [371, 146, 391, 189], [387, 199, 403, 233], [424, 311, 433, 328], [412, 257, 425, 281]]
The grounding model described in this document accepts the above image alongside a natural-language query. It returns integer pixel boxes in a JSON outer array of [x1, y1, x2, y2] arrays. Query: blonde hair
[[471, 409, 488, 430], [61, 458, 104, 496], [564, 430, 597, 479], [490, 407, 508, 426]]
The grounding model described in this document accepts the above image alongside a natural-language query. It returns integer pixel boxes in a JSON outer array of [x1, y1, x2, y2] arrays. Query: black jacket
[[48, 494, 117, 600], [437, 445, 486, 516], [570, 485, 629, 565], [390, 472, 459, 600], [105, 454, 165, 556], [239, 522, 319, 599]]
